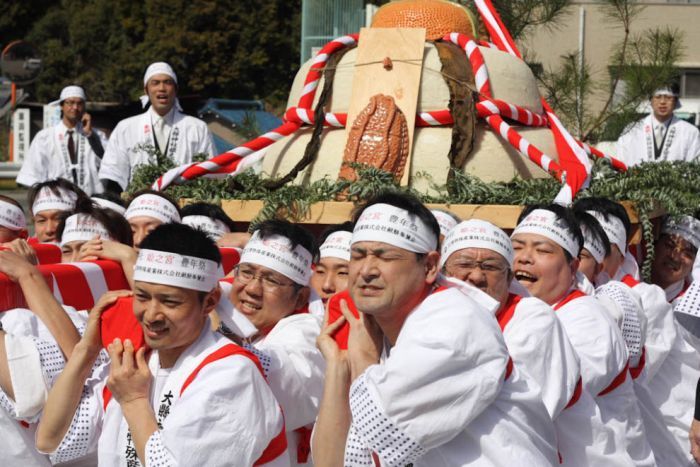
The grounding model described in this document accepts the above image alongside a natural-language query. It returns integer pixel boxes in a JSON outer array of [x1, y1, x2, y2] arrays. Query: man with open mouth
[[511, 204, 651, 466], [98, 62, 216, 196]]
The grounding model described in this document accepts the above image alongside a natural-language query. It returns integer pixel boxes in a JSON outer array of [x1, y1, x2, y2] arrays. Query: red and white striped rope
[[442, 32, 563, 180], [153, 34, 359, 190]]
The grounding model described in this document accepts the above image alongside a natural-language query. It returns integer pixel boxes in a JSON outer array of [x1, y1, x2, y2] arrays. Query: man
[[651, 215, 700, 302], [181, 202, 236, 242], [17, 86, 107, 195], [99, 62, 215, 193], [314, 192, 557, 466], [0, 195, 28, 243], [616, 84, 700, 166], [511, 205, 652, 466], [441, 219, 619, 466], [28, 179, 85, 244], [310, 223, 353, 305], [430, 208, 459, 241], [224, 219, 325, 467], [35, 223, 287, 466], [124, 190, 181, 248]]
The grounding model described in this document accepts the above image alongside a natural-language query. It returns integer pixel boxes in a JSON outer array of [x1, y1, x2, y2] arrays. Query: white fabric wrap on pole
[[4, 333, 48, 419], [441, 219, 514, 268], [319, 231, 352, 262], [133, 248, 219, 292], [512, 208, 580, 258], [240, 231, 313, 286], [125, 194, 180, 224], [352, 203, 438, 254]]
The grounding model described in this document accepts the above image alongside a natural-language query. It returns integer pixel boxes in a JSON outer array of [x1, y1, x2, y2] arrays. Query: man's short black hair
[[127, 189, 181, 216], [255, 219, 317, 258], [56, 197, 133, 246], [181, 202, 237, 232], [315, 221, 353, 263], [518, 204, 584, 261], [573, 197, 631, 241], [92, 191, 127, 209], [352, 190, 440, 251], [574, 210, 611, 260], [28, 178, 88, 213], [140, 223, 221, 265]]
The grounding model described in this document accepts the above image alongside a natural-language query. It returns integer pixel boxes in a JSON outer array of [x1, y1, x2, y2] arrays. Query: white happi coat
[[248, 312, 325, 467], [616, 115, 700, 167], [99, 107, 215, 189], [554, 290, 642, 466], [48, 322, 287, 467], [642, 280, 700, 464], [497, 294, 623, 466], [17, 121, 108, 195], [344, 279, 558, 467]]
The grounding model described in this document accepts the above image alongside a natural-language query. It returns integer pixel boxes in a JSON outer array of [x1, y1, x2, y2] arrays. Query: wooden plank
[[344, 27, 426, 186]]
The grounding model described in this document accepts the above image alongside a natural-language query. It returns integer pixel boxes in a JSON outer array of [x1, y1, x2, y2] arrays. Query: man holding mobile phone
[[17, 85, 108, 195]]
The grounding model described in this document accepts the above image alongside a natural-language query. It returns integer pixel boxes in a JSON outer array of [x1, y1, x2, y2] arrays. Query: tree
[[5, 0, 301, 110], [537, 1, 683, 142]]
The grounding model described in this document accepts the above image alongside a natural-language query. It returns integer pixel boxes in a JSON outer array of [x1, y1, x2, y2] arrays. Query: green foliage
[[6, 0, 301, 110]]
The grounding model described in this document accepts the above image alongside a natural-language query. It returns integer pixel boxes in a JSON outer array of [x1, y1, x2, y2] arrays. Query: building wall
[[521, 1, 700, 113]]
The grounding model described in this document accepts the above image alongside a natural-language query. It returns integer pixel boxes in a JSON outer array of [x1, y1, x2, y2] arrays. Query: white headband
[[60, 213, 112, 247], [352, 203, 438, 254], [125, 194, 180, 224], [662, 215, 700, 250], [587, 210, 627, 255], [653, 87, 678, 98], [512, 209, 580, 258], [0, 200, 26, 231], [140, 62, 182, 111], [580, 224, 606, 264], [32, 186, 78, 214], [182, 215, 230, 241], [319, 231, 352, 262], [133, 248, 219, 292], [49, 85, 86, 106], [431, 210, 458, 237], [440, 219, 513, 268], [240, 231, 313, 286], [91, 197, 126, 215]]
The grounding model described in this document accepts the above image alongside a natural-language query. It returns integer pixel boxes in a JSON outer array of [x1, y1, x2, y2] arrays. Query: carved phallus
[[339, 94, 410, 183]]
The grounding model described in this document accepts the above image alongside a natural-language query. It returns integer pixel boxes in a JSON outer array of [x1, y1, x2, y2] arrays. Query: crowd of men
[[0, 175, 699, 466], [0, 61, 699, 466]]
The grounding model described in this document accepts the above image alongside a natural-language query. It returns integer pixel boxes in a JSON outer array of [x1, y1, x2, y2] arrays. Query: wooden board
[[344, 27, 426, 186], [217, 199, 664, 240]]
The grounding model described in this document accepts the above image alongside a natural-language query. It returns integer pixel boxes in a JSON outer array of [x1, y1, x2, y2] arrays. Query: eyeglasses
[[234, 266, 296, 292], [446, 259, 509, 274]]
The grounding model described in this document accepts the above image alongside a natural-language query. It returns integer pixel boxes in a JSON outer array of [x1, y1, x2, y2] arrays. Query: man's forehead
[[239, 261, 286, 276], [128, 216, 163, 228], [147, 74, 176, 84], [449, 247, 506, 262], [34, 209, 64, 219], [134, 280, 190, 296], [512, 232, 562, 250], [351, 241, 410, 254]]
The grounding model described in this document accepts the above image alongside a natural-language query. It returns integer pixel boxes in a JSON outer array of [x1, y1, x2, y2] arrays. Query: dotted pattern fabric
[[674, 280, 700, 337], [146, 430, 176, 467], [347, 373, 426, 466], [50, 384, 99, 463], [344, 424, 374, 466], [596, 282, 642, 358], [242, 343, 272, 378]]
